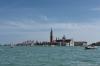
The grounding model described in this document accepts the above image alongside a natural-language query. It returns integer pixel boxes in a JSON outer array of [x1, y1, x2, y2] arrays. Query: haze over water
[[0, 46, 100, 66]]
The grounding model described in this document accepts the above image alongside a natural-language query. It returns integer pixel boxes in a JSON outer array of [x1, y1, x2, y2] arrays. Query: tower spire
[[50, 28, 53, 43]]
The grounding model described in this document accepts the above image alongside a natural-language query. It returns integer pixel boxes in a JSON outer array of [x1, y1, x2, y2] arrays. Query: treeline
[[91, 42, 100, 46]]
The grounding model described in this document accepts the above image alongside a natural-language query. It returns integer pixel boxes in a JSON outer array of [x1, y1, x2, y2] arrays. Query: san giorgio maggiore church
[[15, 28, 87, 46], [50, 28, 74, 46]]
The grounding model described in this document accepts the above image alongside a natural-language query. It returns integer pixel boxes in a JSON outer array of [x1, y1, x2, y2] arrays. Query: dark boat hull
[[85, 46, 96, 49]]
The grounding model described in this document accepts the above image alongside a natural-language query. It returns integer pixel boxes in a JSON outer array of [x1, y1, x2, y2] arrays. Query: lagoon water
[[0, 46, 100, 66]]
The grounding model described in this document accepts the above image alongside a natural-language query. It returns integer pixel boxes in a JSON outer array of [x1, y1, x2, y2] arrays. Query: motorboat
[[85, 45, 97, 49]]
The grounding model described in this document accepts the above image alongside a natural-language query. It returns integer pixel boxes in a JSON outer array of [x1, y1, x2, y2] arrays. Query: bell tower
[[50, 28, 53, 43]]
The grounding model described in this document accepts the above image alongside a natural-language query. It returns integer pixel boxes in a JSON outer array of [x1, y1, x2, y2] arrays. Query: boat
[[85, 45, 97, 49]]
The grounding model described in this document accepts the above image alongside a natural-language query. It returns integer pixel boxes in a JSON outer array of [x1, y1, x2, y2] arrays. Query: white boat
[[85, 45, 97, 49]]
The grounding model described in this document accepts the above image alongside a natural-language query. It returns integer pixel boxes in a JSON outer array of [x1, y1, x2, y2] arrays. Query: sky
[[0, 0, 100, 44]]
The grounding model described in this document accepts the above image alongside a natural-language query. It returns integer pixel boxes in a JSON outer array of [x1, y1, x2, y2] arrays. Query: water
[[0, 46, 100, 66]]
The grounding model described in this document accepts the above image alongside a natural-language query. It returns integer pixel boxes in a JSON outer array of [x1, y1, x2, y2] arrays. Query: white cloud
[[1, 18, 100, 43], [0, 19, 100, 32]]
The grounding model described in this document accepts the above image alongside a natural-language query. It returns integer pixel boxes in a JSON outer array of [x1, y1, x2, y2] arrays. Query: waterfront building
[[74, 41, 87, 46], [55, 35, 74, 46], [16, 40, 34, 46], [49, 29, 74, 46]]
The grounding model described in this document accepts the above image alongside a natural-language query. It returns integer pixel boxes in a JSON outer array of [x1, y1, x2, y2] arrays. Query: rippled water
[[0, 46, 100, 66]]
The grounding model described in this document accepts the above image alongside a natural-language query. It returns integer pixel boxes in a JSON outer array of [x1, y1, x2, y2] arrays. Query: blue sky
[[0, 0, 100, 44]]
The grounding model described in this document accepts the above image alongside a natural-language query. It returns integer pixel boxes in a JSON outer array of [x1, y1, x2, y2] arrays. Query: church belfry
[[50, 28, 53, 43]]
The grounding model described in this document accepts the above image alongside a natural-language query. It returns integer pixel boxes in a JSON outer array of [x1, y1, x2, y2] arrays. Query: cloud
[[1, 16, 100, 43], [0, 18, 100, 31]]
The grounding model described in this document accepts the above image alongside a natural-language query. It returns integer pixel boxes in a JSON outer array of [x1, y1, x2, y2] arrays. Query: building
[[16, 40, 34, 46], [50, 28, 53, 43], [74, 41, 87, 46], [55, 35, 74, 46], [49, 28, 74, 46]]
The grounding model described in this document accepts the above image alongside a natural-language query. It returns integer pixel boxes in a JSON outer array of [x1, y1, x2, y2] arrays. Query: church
[[50, 28, 74, 46]]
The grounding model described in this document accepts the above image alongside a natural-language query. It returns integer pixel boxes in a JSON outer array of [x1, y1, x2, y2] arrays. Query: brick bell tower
[[50, 28, 53, 43]]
